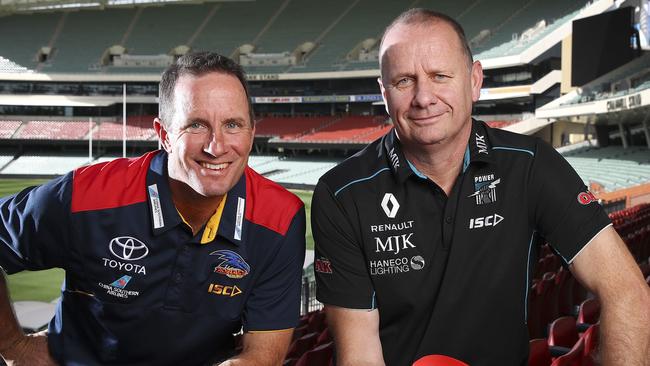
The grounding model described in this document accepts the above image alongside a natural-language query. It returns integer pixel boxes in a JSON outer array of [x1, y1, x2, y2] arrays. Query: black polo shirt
[[312, 119, 610, 366]]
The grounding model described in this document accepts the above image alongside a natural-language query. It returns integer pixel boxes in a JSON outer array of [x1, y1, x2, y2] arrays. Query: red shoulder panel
[[244, 167, 304, 236], [71, 151, 157, 213]]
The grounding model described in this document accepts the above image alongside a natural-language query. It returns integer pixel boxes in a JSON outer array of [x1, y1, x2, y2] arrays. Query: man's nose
[[412, 78, 439, 108], [203, 129, 225, 157]]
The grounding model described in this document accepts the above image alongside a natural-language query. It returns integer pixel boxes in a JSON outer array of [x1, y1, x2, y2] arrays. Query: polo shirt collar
[[214, 171, 247, 246], [467, 118, 495, 166], [145, 150, 247, 246], [382, 119, 495, 182], [146, 150, 182, 236], [382, 128, 414, 184]]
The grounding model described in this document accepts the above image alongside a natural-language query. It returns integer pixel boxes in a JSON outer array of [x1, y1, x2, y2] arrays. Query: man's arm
[[570, 226, 650, 365], [0, 270, 55, 366], [219, 330, 292, 366], [325, 305, 385, 366]]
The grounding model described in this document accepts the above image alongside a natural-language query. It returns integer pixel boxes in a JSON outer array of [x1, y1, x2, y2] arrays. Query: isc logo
[[469, 213, 504, 229], [208, 284, 242, 297]]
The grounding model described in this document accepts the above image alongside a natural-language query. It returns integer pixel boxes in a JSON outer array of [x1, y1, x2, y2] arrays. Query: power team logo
[[468, 174, 500, 205], [210, 250, 250, 279], [577, 191, 597, 205]]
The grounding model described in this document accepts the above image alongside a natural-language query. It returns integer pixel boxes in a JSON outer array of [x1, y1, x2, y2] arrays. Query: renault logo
[[109, 236, 149, 261], [381, 193, 400, 218]]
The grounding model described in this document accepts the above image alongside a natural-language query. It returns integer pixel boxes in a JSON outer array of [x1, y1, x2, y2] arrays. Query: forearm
[[219, 331, 291, 366], [599, 286, 650, 365], [0, 270, 24, 353], [326, 306, 385, 366], [220, 350, 284, 366]]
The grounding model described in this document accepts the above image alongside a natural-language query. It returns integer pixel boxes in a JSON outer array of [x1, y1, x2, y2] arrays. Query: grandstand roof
[[0, 0, 231, 14]]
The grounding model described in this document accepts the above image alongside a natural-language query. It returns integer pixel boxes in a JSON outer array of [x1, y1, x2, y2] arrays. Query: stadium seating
[[294, 341, 334, 366], [95, 120, 155, 141], [0, 121, 22, 138], [550, 337, 585, 366], [0, 0, 591, 74], [286, 332, 320, 360], [293, 116, 390, 143], [563, 146, 650, 192], [0, 56, 32, 73], [256, 117, 335, 139], [548, 316, 579, 351], [15, 121, 92, 140], [528, 338, 552, 366], [576, 298, 600, 331], [581, 324, 600, 366]]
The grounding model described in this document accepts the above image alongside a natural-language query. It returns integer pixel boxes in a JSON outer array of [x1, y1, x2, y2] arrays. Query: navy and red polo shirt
[[0, 150, 306, 366], [313, 120, 611, 366]]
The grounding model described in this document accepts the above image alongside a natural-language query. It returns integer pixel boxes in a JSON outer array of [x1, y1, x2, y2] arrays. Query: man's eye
[[189, 122, 207, 129], [225, 121, 242, 129], [394, 78, 414, 88], [433, 74, 450, 81]]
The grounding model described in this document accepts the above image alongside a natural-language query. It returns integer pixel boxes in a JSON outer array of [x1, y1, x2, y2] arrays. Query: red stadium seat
[[292, 324, 309, 341], [315, 327, 331, 346], [541, 272, 560, 330], [582, 324, 600, 366], [294, 341, 334, 366], [555, 267, 574, 317], [577, 299, 600, 329], [286, 332, 319, 359], [528, 338, 552, 366], [548, 317, 579, 350], [307, 310, 327, 333], [550, 337, 585, 366]]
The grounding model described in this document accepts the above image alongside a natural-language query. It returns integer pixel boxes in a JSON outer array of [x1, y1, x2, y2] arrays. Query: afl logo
[[109, 236, 149, 261]]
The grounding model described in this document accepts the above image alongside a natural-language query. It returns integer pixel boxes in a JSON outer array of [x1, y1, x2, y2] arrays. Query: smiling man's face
[[160, 72, 254, 199], [379, 20, 482, 148]]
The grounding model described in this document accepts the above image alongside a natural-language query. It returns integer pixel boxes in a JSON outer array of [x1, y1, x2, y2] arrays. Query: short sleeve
[[528, 141, 611, 265], [0, 174, 71, 274], [312, 180, 375, 309], [243, 207, 306, 331]]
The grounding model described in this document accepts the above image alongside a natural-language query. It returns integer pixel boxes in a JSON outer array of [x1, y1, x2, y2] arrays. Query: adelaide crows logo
[[209, 250, 250, 279]]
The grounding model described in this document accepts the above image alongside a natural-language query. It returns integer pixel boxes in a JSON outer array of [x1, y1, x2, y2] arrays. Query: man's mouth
[[201, 162, 229, 171]]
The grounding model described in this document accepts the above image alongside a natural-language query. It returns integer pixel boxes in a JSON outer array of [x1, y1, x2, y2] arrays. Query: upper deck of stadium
[[0, 0, 592, 77]]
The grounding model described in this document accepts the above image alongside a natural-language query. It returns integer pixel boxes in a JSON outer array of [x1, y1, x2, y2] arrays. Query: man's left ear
[[471, 61, 484, 103], [154, 118, 172, 152]]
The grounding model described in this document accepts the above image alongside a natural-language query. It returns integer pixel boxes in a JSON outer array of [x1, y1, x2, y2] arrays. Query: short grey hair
[[379, 8, 473, 68]]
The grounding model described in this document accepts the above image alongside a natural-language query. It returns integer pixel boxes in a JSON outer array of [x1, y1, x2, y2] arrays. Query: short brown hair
[[158, 52, 254, 127]]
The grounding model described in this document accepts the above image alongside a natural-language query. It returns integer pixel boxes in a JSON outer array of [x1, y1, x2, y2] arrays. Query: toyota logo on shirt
[[109, 236, 149, 261]]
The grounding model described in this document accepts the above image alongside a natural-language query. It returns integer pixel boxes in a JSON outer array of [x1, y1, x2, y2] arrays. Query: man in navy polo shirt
[[0, 52, 305, 365], [312, 8, 650, 366]]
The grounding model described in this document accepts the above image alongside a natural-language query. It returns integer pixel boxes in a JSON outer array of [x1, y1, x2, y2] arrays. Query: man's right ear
[[153, 118, 172, 152]]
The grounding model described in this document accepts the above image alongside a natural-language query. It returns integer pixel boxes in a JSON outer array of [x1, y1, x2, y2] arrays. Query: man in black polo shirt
[[312, 8, 650, 366]]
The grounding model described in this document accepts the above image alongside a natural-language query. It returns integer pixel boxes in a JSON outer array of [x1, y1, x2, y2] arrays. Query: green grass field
[[1, 179, 314, 302]]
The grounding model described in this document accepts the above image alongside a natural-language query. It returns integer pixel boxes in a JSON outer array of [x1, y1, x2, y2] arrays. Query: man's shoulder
[[71, 151, 158, 213], [244, 166, 304, 236], [318, 136, 388, 194], [479, 121, 540, 160]]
